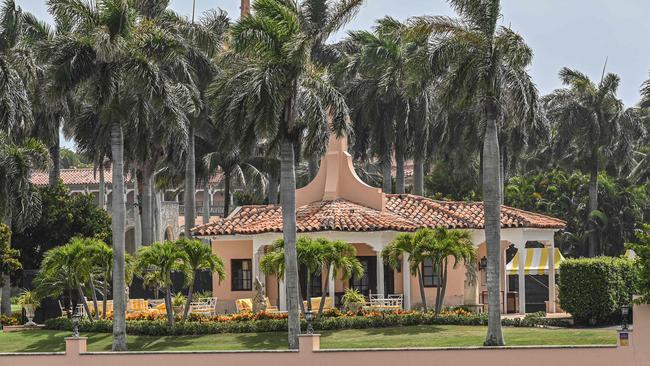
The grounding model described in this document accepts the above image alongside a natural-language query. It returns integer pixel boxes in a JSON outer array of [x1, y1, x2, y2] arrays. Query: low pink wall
[[1, 304, 648, 366]]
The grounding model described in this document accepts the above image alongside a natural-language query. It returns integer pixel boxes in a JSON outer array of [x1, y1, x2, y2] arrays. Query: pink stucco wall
[[1, 304, 648, 366]]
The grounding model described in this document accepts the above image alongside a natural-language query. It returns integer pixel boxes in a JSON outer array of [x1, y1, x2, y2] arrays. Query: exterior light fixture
[[621, 304, 630, 331], [305, 310, 314, 335], [479, 256, 488, 271]]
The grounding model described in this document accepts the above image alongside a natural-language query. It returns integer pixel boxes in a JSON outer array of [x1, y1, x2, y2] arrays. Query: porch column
[[328, 264, 335, 300], [402, 254, 411, 310], [517, 242, 526, 314], [503, 247, 509, 314], [279, 275, 287, 311], [548, 238, 557, 313], [376, 252, 385, 295]]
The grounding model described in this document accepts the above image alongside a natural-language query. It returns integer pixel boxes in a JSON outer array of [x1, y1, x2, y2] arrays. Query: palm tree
[[426, 0, 540, 345], [212, 0, 360, 349], [412, 228, 475, 314], [135, 240, 190, 328], [178, 238, 225, 322], [382, 232, 429, 312], [0, 134, 48, 315], [87, 239, 114, 320], [545, 68, 643, 257], [316, 238, 363, 316], [46, 0, 191, 349]]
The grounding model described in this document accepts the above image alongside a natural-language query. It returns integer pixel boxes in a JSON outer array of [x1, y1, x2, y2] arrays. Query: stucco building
[[192, 132, 566, 314]]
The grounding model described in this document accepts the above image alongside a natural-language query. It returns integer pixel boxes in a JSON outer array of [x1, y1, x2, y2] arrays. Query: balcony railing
[[179, 205, 230, 218]]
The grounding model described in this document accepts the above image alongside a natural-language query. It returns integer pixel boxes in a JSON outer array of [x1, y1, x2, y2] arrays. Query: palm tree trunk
[[437, 259, 449, 314], [102, 277, 108, 320], [89, 276, 100, 320], [306, 271, 312, 311], [110, 120, 128, 351], [382, 160, 392, 194], [202, 184, 210, 224], [588, 164, 599, 257], [154, 190, 162, 242], [483, 104, 505, 346], [308, 157, 318, 181], [317, 266, 330, 317], [98, 165, 106, 209], [413, 158, 424, 196], [240, 0, 250, 17], [182, 271, 196, 322], [268, 173, 279, 204], [396, 149, 405, 194], [48, 138, 60, 186], [416, 267, 427, 312], [435, 264, 442, 314], [184, 125, 196, 237], [165, 285, 174, 328], [499, 147, 506, 205], [223, 172, 231, 218], [280, 139, 301, 350], [141, 165, 154, 246]]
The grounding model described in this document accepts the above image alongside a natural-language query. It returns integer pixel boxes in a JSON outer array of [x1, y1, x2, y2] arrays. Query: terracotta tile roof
[[30, 168, 115, 186], [192, 194, 565, 236], [31, 168, 221, 187]]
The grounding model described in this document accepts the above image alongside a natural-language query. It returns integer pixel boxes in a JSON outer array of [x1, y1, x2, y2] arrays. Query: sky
[[18, 0, 650, 149]]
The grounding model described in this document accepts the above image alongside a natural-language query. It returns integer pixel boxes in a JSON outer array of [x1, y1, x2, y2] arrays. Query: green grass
[[0, 325, 616, 353]]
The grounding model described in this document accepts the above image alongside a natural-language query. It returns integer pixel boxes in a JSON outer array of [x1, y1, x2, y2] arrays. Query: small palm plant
[[135, 241, 190, 328], [17, 289, 40, 326], [342, 289, 365, 314]]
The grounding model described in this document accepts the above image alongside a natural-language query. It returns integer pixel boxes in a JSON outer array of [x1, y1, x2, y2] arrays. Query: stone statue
[[252, 277, 267, 313]]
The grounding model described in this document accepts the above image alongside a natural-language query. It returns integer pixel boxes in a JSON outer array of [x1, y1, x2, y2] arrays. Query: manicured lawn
[[0, 325, 616, 353]]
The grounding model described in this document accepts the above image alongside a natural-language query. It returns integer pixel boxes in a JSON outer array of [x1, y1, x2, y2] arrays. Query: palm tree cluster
[[4, 0, 650, 350]]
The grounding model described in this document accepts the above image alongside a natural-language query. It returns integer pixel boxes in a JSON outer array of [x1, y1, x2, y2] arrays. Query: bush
[[628, 226, 650, 304], [559, 256, 635, 325], [44, 309, 570, 336], [0, 312, 21, 326]]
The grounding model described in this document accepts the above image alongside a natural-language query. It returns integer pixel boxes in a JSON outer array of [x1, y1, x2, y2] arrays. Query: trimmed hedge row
[[45, 312, 571, 336], [559, 256, 634, 325]]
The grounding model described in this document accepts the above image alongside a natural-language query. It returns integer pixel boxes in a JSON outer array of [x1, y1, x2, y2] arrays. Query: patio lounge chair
[[303, 297, 334, 313], [236, 297, 280, 313]]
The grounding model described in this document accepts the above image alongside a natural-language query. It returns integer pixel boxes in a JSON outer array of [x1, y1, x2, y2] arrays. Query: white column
[[328, 264, 335, 300], [503, 248, 509, 314], [517, 242, 526, 314], [376, 252, 385, 295], [548, 239, 556, 313], [402, 254, 411, 310], [279, 275, 287, 311], [252, 251, 260, 285]]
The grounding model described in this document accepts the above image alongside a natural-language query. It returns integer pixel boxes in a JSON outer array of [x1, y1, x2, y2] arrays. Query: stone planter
[[173, 306, 183, 316], [23, 304, 37, 327], [346, 302, 363, 314]]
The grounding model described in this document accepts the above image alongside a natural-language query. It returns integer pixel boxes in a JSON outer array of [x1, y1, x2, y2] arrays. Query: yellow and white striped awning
[[506, 248, 565, 275]]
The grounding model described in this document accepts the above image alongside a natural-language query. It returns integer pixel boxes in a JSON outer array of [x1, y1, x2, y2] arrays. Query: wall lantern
[[621, 304, 630, 331], [478, 256, 488, 271]]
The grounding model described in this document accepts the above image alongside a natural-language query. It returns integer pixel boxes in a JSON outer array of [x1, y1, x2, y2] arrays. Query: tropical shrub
[[12, 183, 111, 270], [628, 226, 650, 303], [0, 312, 21, 326], [0, 224, 20, 286], [44, 309, 571, 336], [342, 289, 365, 313], [559, 257, 635, 324], [505, 169, 649, 257]]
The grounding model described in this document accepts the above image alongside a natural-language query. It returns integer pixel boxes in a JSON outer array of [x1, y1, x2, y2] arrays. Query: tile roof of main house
[[191, 194, 566, 236], [31, 168, 222, 186]]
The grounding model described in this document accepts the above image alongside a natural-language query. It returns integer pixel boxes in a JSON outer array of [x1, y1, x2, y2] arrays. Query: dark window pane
[[232, 259, 252, 291]]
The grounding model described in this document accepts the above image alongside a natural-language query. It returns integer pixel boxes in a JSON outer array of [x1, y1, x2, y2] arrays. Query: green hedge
[[559, 256, 634, 325], [45, 312, 570, 336]]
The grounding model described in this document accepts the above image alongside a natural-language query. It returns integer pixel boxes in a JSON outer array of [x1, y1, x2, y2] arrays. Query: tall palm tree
[[425, 0, 539, 345], [0, 134, 48, 315], [545, 68, 643, 257], [46, 0, 189, 350], [178, 238, 225, 322], [135, 240, 190, 328], [211, 0, 360, 349]]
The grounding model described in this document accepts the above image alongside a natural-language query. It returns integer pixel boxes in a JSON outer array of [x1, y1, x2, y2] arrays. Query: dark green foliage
[[424, 162, 481, 201], [44, 312, 571, 336], [506, 169, 649, 257], [558, 257, 635, 324], [628, 226, 650, 303], [0, 224, 20, 286], [12, 183, 111, 269], [59, 149, 91, 169]]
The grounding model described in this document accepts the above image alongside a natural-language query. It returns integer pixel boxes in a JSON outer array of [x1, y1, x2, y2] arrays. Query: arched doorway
[[164, 226, 175, 241]]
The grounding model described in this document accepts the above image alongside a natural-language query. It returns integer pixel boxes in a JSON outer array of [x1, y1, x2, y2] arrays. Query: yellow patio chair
[[235, 298, 254, 312], [303, 297, 333, 313], [265, 297, 279, 312]]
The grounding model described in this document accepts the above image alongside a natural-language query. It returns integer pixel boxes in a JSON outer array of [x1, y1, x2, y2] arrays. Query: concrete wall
[[2, 304, 648, 366]]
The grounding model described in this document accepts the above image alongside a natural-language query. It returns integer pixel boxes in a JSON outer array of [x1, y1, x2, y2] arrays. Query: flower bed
[[0, 312, 21, 326], [44, 308, 571, 336]]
